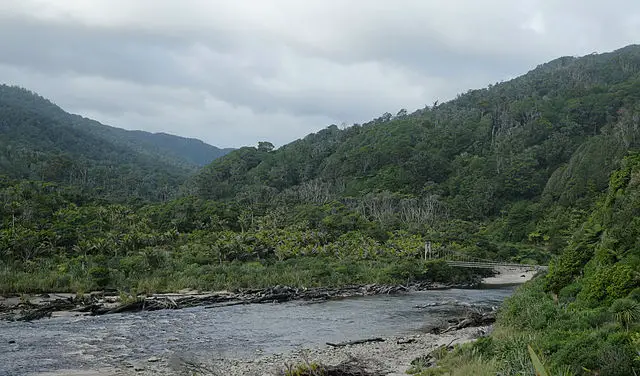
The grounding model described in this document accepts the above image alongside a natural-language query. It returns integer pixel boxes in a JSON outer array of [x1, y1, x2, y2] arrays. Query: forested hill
[[194, 45, 640, 221], [122, 131, 234, 166], [0, 84, 231, 201]]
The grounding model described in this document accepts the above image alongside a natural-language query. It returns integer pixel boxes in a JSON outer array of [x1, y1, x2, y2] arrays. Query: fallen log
[[323, 362, 379, 376], [326, 338, 385, 347], [17, 299, 76, 321], [439, 311, 496, 333], [286, 358, 382, 376]]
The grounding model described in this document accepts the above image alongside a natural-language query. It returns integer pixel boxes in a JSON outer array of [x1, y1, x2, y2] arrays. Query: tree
[[257, 141, 275, 152]]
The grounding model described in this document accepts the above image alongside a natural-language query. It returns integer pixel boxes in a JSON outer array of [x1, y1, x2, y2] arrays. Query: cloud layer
[[1, 0, 639, 147]]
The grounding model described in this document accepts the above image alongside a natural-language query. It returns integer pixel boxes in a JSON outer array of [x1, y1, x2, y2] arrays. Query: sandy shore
[[481, 266, 540, 286]]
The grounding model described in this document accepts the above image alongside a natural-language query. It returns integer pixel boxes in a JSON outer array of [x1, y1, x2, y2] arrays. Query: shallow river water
[[0, 287, 515, 375]]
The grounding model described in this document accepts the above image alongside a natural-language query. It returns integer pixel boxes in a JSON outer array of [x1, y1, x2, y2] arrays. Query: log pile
[[15, 298, 77, 321], [0, 281, 475, 322]]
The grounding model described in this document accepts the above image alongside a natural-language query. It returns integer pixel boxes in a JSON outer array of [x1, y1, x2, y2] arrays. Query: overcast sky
[[1, 1, 639, 148]]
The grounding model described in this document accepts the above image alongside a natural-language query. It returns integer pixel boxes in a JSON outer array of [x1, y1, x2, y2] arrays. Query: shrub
[[88, 266, 110, 289], [578, 264, 636, 306], [498, 278, 559, 331], [558, 282, 582, 303], [610, 298, 640, 331], [282, 362, 323, 376]]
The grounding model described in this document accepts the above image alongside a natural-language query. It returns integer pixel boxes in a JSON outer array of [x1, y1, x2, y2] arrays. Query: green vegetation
[[283, 362, 323, 376], [2, 46, 640, 372], [0, 84, 231, 202], [0, 177, 484, 293], [410, 155, 640, 375], [193, 46, 640, 222]]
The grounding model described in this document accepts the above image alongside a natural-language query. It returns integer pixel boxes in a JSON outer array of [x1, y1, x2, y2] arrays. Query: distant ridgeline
[[0, 84, 232, 202]]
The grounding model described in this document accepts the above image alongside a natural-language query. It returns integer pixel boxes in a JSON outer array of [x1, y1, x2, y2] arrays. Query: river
[[0, 287, 515, 375]]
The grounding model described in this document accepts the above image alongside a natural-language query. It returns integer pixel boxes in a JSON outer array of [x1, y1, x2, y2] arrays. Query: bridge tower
[[424, 241, 432, 260]]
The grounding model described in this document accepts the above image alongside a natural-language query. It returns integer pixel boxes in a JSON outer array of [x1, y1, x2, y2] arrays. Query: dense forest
[[2, 46, 640, 374]]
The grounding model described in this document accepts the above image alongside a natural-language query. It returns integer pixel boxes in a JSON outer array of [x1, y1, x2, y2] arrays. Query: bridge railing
[[424, 242, 548, 269], [446, 261, 548, 269]]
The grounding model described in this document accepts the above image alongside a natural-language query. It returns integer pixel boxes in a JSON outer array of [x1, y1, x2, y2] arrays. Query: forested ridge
[[195, 45, 640, 219], [2, 46, 640, 374], [0, 84, 231, 201]]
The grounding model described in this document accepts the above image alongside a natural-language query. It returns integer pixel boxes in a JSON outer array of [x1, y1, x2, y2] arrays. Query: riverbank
[[480, 266, 539, 286], [0, 265, 545, 322], [0, 281, 476, 322], [1, 257, 485, 297]]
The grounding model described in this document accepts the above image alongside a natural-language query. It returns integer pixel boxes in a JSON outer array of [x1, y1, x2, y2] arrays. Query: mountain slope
[[0, 84, 232, 167], [124, 131, 234, 166], [1, 46, 638, 374], [0, 84, 231, 201], [194, 45, 640, 221]]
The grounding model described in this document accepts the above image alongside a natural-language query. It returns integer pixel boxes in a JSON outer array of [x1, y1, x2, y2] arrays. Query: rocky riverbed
[[20, 326, 489, 376], [136, 325, 489, 376]]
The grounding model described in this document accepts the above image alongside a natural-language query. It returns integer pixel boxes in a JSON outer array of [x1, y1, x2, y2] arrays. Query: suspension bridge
[[424, 242, 548, 271]]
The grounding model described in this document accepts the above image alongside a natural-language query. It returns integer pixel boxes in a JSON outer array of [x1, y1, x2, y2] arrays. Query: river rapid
[[0, 287, 515, 376]]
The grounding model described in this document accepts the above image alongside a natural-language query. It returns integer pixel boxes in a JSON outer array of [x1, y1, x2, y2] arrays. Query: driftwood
[[2, 281, 478, 322], [17, 299, 76, 321], [287, 358, 383, 376], [326, 338, 385, 348], [322, 362, 380, 376], [435, 311, 496, 334], [91, 284, 435, 317]]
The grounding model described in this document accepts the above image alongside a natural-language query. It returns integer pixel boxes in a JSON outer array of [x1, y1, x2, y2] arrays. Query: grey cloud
[[0, 1, 639, 148], [0, 17, 373, 121], [0, 17, 198, 85]]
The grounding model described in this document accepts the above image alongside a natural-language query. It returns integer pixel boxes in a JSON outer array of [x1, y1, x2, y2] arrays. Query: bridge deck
[[423, 242, 548, 270], [446, 261, 548, 270]]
